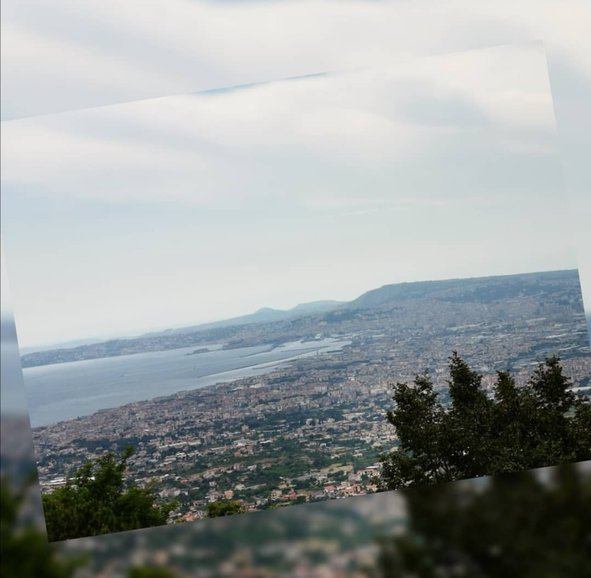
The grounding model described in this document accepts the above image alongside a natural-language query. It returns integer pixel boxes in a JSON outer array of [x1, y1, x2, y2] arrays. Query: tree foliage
[[42, 448, 177, 541], [371, 463, 591, 578], [0, 474, 81, 578], [206, 499, 244, 518], [380, 353, 591, 490], [1, 472, 179, 577]]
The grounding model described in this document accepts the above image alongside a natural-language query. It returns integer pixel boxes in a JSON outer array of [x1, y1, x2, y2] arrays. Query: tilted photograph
[[1, 43, 590, 541]]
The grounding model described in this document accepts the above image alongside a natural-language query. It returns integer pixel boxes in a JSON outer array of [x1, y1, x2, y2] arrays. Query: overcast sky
[[1, 1, 590, 346], [2, 1, 590, 121], [1, 43, 581, 349]]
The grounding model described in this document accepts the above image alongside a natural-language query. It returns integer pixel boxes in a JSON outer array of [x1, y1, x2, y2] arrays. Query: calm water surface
[[23, 338, 349, 427]]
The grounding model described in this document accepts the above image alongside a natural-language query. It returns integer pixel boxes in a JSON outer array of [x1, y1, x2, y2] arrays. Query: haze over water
[[23, 338, 348, 428]]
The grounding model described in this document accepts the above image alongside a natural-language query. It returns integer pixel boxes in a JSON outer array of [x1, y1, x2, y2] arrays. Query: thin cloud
[[0, 44, 578, 347], [2, 0, 590, 120], [2, 45, 557, 210]]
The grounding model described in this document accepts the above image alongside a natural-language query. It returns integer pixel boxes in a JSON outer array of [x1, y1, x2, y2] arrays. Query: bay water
[[23, 338, 348, 427]]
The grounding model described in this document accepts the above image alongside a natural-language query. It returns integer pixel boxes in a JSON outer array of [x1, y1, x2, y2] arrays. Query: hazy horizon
[[1, 44, 580, 349], [2, 266, 586, 353]]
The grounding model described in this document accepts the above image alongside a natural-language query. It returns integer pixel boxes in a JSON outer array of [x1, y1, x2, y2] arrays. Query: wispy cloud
[[0, 45, 578, 347], [2, 0, 590, 120], [1, 44, 557, 211]]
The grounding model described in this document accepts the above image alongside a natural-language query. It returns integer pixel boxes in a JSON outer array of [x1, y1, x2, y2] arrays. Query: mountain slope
[[344, 270, 581, 310]]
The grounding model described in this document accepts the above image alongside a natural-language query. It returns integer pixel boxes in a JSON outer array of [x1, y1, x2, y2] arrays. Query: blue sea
[[22, 338, 349, 428]]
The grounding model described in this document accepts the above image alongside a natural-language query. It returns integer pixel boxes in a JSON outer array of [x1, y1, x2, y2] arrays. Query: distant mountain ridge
[[344, 270, 580, 310], [144, 300, 344, 337], [20, 269, 585, 368]]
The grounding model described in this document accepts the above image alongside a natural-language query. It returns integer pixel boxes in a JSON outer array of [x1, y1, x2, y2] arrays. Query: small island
[[185, 348, 210, 356]]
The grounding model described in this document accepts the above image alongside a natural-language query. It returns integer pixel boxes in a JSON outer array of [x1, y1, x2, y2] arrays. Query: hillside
[[20, 269, 586, 368], [345, 270, 580, 310]]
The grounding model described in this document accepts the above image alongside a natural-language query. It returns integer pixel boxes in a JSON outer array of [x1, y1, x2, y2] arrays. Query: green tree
[[381, 374, 446, 488], [42, 448, 178, 541], [0, 474, 81, 578], [371, 463, 591, 578], [206, 499, 244, 518], [380, 353, 591, 490]]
